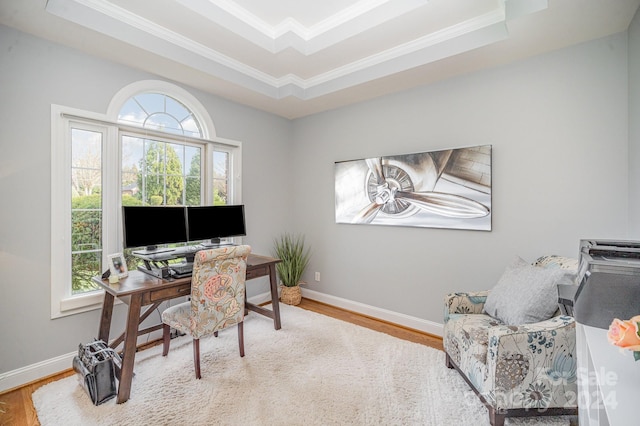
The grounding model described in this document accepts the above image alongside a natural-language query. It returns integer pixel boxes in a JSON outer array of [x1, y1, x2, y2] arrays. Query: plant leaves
[[272, 233, 310, 287]]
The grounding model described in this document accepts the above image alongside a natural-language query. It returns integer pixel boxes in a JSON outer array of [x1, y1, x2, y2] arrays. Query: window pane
[[71, 170, 102, 202], [118, 98, 146, 126], [142, 141, 165, 204], [165, 143, 184, 205], [145, 112, 182, 135], [124, 139, 198, 207], [71, 129, 101, 165], [185, 146, 200, 177], [71, 208, 102, 251], [185, 147, 201, 205], [71, 129, 102, 198], [71, 127, 102, 296], [122, 136, 143, 205], [122, 136, 143, 170], [165, 96, 190, 122], [214, 151, 228, 178], [134, 93, 163, 116], [118, 93, 202, 137], [214, 180, 227, 205], [122, 171, 141, 205], [181, 116, 201, 138], [213, 151, 229, 205], [168, 143, 185, 174], [71, 251, 101, 294], [185, 176, 201, 206], [144, 140, 165, 175]]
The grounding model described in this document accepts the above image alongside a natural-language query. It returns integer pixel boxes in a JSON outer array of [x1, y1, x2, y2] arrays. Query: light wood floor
[[0, 298, 443, 426]]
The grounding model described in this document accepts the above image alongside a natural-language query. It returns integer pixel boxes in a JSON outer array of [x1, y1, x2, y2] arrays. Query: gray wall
[[291, 32, 630, 321], [0, 20, 636, 376], [0, 25, 292, 373]]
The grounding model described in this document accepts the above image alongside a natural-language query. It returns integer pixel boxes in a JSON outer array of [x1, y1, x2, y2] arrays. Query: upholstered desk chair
[[162, 245, 251, 379]]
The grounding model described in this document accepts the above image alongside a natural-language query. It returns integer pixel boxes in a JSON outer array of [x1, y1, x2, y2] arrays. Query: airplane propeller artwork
[[352, 157, 490, 224]]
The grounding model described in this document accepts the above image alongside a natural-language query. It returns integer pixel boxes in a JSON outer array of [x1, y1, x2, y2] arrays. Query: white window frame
[[51, 105, 116, 318], [51, 82, 242, 319]]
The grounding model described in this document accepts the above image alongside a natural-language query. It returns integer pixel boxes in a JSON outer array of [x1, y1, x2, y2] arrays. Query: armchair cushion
[[483, 256, 569, 325], [444, 291, 489, 324]]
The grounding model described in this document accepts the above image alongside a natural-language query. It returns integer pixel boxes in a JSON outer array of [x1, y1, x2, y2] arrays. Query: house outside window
[[51, 81, 242, 318]]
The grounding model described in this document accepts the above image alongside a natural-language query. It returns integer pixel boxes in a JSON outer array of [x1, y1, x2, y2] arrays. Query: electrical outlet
[[315, 272, 320, 282]]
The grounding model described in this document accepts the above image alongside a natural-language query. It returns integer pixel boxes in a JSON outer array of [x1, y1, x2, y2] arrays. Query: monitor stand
[[137, 260, 171, 279], [132, 245, 175, 255], [200, 238, 233, 248]]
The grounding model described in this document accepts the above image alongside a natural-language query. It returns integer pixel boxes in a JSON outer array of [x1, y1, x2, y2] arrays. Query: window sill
[[54, 290, 105, 319]]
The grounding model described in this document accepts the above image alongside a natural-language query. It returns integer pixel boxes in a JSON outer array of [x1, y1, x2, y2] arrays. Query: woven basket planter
[[280, 285, 302, 305]]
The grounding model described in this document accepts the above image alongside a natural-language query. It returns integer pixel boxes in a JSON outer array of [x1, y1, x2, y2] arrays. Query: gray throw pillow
[[483, 256, 568, 325]]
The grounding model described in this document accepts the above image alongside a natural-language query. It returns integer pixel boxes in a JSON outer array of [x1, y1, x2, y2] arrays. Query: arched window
[[117, 92, 203, 137], [51, 81, 242, 318], [117, 92, 206, 207]]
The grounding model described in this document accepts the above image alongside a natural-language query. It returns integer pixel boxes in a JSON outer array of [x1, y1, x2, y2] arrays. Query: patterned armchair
[[162, 245, 251, 379], [443, 255, 579, 426]]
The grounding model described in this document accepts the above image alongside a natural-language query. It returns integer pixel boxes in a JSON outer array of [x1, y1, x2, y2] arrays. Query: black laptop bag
[[72, 340, 121, 405]]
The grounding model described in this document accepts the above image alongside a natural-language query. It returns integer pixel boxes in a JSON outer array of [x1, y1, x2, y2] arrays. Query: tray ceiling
[[1, 0, 639, 118]]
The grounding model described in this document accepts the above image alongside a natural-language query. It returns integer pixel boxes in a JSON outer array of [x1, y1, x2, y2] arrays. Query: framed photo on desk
[[108, 253, 128, 278]]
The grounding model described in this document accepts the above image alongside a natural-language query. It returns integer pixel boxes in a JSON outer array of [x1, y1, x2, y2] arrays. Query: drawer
[[246, 266, 268, 280], [149, 285, 191, 302]]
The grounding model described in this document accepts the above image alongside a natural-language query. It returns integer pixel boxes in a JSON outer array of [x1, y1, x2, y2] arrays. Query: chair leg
[[193, 338, 201, 379], [238, 322, 245, 357], [488, 407, 505, 426], [162, 324, 171, 356], [445, 353, 454, 369]]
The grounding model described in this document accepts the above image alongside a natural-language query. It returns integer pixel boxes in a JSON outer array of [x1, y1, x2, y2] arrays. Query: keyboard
[[171, 262, 193, 276]]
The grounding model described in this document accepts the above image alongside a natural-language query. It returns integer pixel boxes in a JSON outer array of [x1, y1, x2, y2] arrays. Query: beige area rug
[[33, 304, 570, 425]]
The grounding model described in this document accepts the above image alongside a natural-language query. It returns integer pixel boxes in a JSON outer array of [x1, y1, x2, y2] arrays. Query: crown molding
[[176, 0, 428, 54], [45, 0, 546, 101]]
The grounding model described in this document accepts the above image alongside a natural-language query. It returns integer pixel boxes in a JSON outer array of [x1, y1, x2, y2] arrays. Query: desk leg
[[116, 293, 143, 404], [268, 265, 281, 330], [98, 292, 114, 344]]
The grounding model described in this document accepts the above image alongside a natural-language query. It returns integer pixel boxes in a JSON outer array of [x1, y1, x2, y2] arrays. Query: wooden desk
[[92, 253, 281, 404]]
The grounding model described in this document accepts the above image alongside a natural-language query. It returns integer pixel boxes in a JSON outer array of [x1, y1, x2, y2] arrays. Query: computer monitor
[[186, 205, 246, 245], [122, 206, 188, 254]]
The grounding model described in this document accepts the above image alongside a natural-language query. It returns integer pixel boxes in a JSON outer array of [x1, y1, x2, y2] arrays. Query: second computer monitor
[[186, 205, 246, 245]]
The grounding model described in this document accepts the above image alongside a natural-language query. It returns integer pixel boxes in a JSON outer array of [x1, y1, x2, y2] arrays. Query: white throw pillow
[[483, 256, 568, 325]]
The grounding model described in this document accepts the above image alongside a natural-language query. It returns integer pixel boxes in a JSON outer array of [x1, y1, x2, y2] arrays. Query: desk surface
[[93, 253, 279, 297]]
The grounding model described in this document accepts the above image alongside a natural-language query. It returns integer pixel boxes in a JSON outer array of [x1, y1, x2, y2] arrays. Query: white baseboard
[[300, 288, 444, 337], [0, 291, 442, 393], [0, 351, 76, 393]]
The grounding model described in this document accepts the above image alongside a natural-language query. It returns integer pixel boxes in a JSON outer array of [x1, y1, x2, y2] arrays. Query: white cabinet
[[576, 323, 640, 425]]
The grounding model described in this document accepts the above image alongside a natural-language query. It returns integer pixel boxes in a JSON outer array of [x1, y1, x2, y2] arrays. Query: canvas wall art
[[335, 145, 492, 231]]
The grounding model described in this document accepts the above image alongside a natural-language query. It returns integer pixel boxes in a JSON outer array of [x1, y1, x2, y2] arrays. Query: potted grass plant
[[273, 233, 311, 305]]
